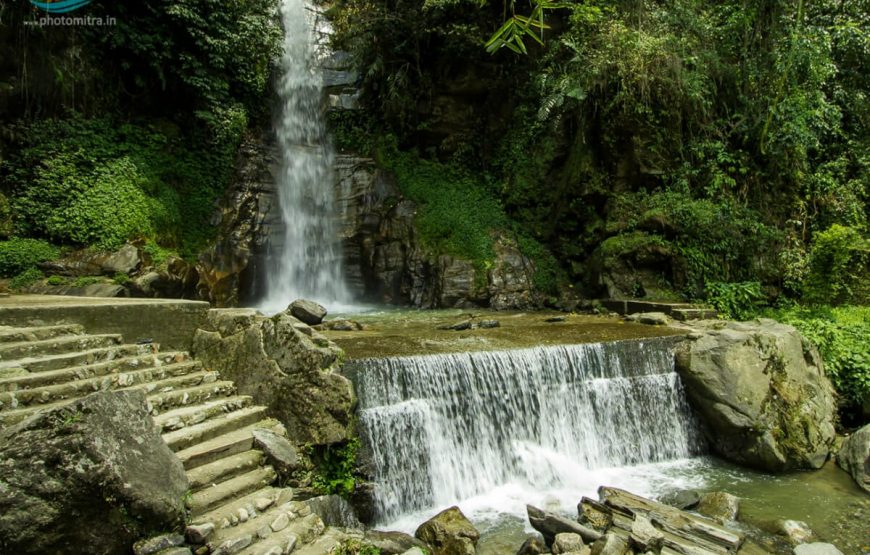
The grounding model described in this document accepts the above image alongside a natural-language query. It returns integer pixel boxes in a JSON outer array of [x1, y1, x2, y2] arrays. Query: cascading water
[[353, 338, 705, 529], [259, 0, 350, 314]]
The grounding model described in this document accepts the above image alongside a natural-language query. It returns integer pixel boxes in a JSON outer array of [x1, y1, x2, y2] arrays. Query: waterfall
[[352, 338, 705, 526], [259, 0, 350, 314]]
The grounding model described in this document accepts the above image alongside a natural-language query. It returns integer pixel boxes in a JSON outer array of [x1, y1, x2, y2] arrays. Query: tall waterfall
[[259, 0, 350, 314], [354, 338, 705, 526]]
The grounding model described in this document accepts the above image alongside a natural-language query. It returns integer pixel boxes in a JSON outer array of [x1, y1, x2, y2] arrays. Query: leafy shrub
[[312, 439, 359, 498], [113, 273, 132, 285], [4, 116, 235, 259], [767, 305, 870, 425], [46, 275, 67, 286], [10, 268, 44, 289], [0, 238, 60, 277], [706, 281, 766, 321], [72, 276, 102, 288], [803, 225, 869, 305]]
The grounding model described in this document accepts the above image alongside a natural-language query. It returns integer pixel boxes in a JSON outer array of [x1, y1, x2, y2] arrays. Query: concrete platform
[[0, 295, 211, 349]]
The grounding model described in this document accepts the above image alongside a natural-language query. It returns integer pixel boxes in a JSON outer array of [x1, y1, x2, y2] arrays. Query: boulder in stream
[[675, 319, 837, 471], [837, 423, 870, 492], [290, 298, 328, 325], [552, 532, 585, 554], [697, 491, 740, 522], [415, 506, 480, 555]]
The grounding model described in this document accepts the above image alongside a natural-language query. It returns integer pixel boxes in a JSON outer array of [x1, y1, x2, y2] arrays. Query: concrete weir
[[0, 295, 210, 349]]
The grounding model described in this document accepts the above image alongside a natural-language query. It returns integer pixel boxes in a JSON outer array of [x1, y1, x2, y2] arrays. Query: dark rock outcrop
[[336, 156, 542, 309], [197, 132, 279, 306], [675, 319, 837, 471], [0, 390, 188, 554], [837, 424, 870, 493], [192, 308, 353, 445], [290, 299, 328, 325]]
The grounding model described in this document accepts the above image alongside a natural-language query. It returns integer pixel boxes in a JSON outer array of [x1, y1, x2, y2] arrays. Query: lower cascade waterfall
[[259, 0, 350, 314], [354, 338, 705, 526]]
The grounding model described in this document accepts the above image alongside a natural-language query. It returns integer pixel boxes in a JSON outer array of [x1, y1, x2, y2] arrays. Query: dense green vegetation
[[0, 0, 281, 278], [330, 0, 868, 421]]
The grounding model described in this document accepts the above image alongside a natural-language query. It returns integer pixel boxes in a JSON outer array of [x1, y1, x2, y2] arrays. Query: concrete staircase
[[0, 324, 337, 555]]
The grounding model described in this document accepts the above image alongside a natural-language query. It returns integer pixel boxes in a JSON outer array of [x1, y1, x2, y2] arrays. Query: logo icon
[[29, 0, 92, 13]]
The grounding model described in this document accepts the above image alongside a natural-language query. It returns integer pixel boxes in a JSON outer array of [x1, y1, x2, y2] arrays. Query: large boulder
[[0, 390, 188, 554], [837, 424, 870, 492], [192, 308, 353, 445], [290, 299, 328, 325], [415, 506, 480, 555], [675, 319, 837, 471]]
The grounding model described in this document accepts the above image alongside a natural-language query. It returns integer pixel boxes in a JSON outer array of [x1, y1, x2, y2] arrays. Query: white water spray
[[259, 0, 350, 314], [352, 338, 706, 529]]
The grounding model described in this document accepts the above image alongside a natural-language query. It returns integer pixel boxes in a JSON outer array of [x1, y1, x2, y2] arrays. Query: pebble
[[255, 497, 274, 511]]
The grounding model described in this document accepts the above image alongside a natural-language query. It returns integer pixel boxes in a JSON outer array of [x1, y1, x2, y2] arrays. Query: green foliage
[[72, 276, 102, 288], [330, 539, 382, 555], [143, 241, 174, 267], [378, 143, 506, 266], [113, 273, 132, 286], [10, 268, 43, 290], [706, 281, 766, 321], [3, 115, 236, 258], [46, 275, 67, 286], [0, 238, 60, 278], [766, 305, 870, 424], [803, 224, 869, 305], [485, 0, 566, 55], [312, 439, 359, 498]]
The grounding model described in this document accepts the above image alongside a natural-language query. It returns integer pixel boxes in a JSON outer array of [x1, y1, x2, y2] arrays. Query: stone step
[[0, 334, 123, 362], [146, 378, 234, 415], [0, 325, 84, 344], [0, 343, 152, 373], [190, 487, 290, 530], [207, 504, 323, 555], [176, 419, 285, 470], [163, 406, 270, 452], [0, 361, 203, 410], [187, 449, 265, 492], [188, 465, 277, 516], [0, 371, 223, 428], [0, 351, 192, 392], [154, 396, 254, 434], [671, 308, 718, 321]]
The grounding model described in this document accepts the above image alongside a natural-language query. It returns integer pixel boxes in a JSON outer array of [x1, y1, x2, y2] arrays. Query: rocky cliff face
[[197, 132, 280, 307], [335, 155, 541, 308]]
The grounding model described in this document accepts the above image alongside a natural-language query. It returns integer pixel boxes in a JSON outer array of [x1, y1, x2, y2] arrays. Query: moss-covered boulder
[[675, 319, 837, 471]]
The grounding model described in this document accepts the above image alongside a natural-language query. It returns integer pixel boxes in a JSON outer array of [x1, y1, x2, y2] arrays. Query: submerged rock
[[777, 520, 815, 546], [697, 491, 740, 522], [290, 299, 328, 325], [415, 506, 480, 555], [675, 319, 836, 471], [837, 424, 870, 492], [0, 390, 188, 554]]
